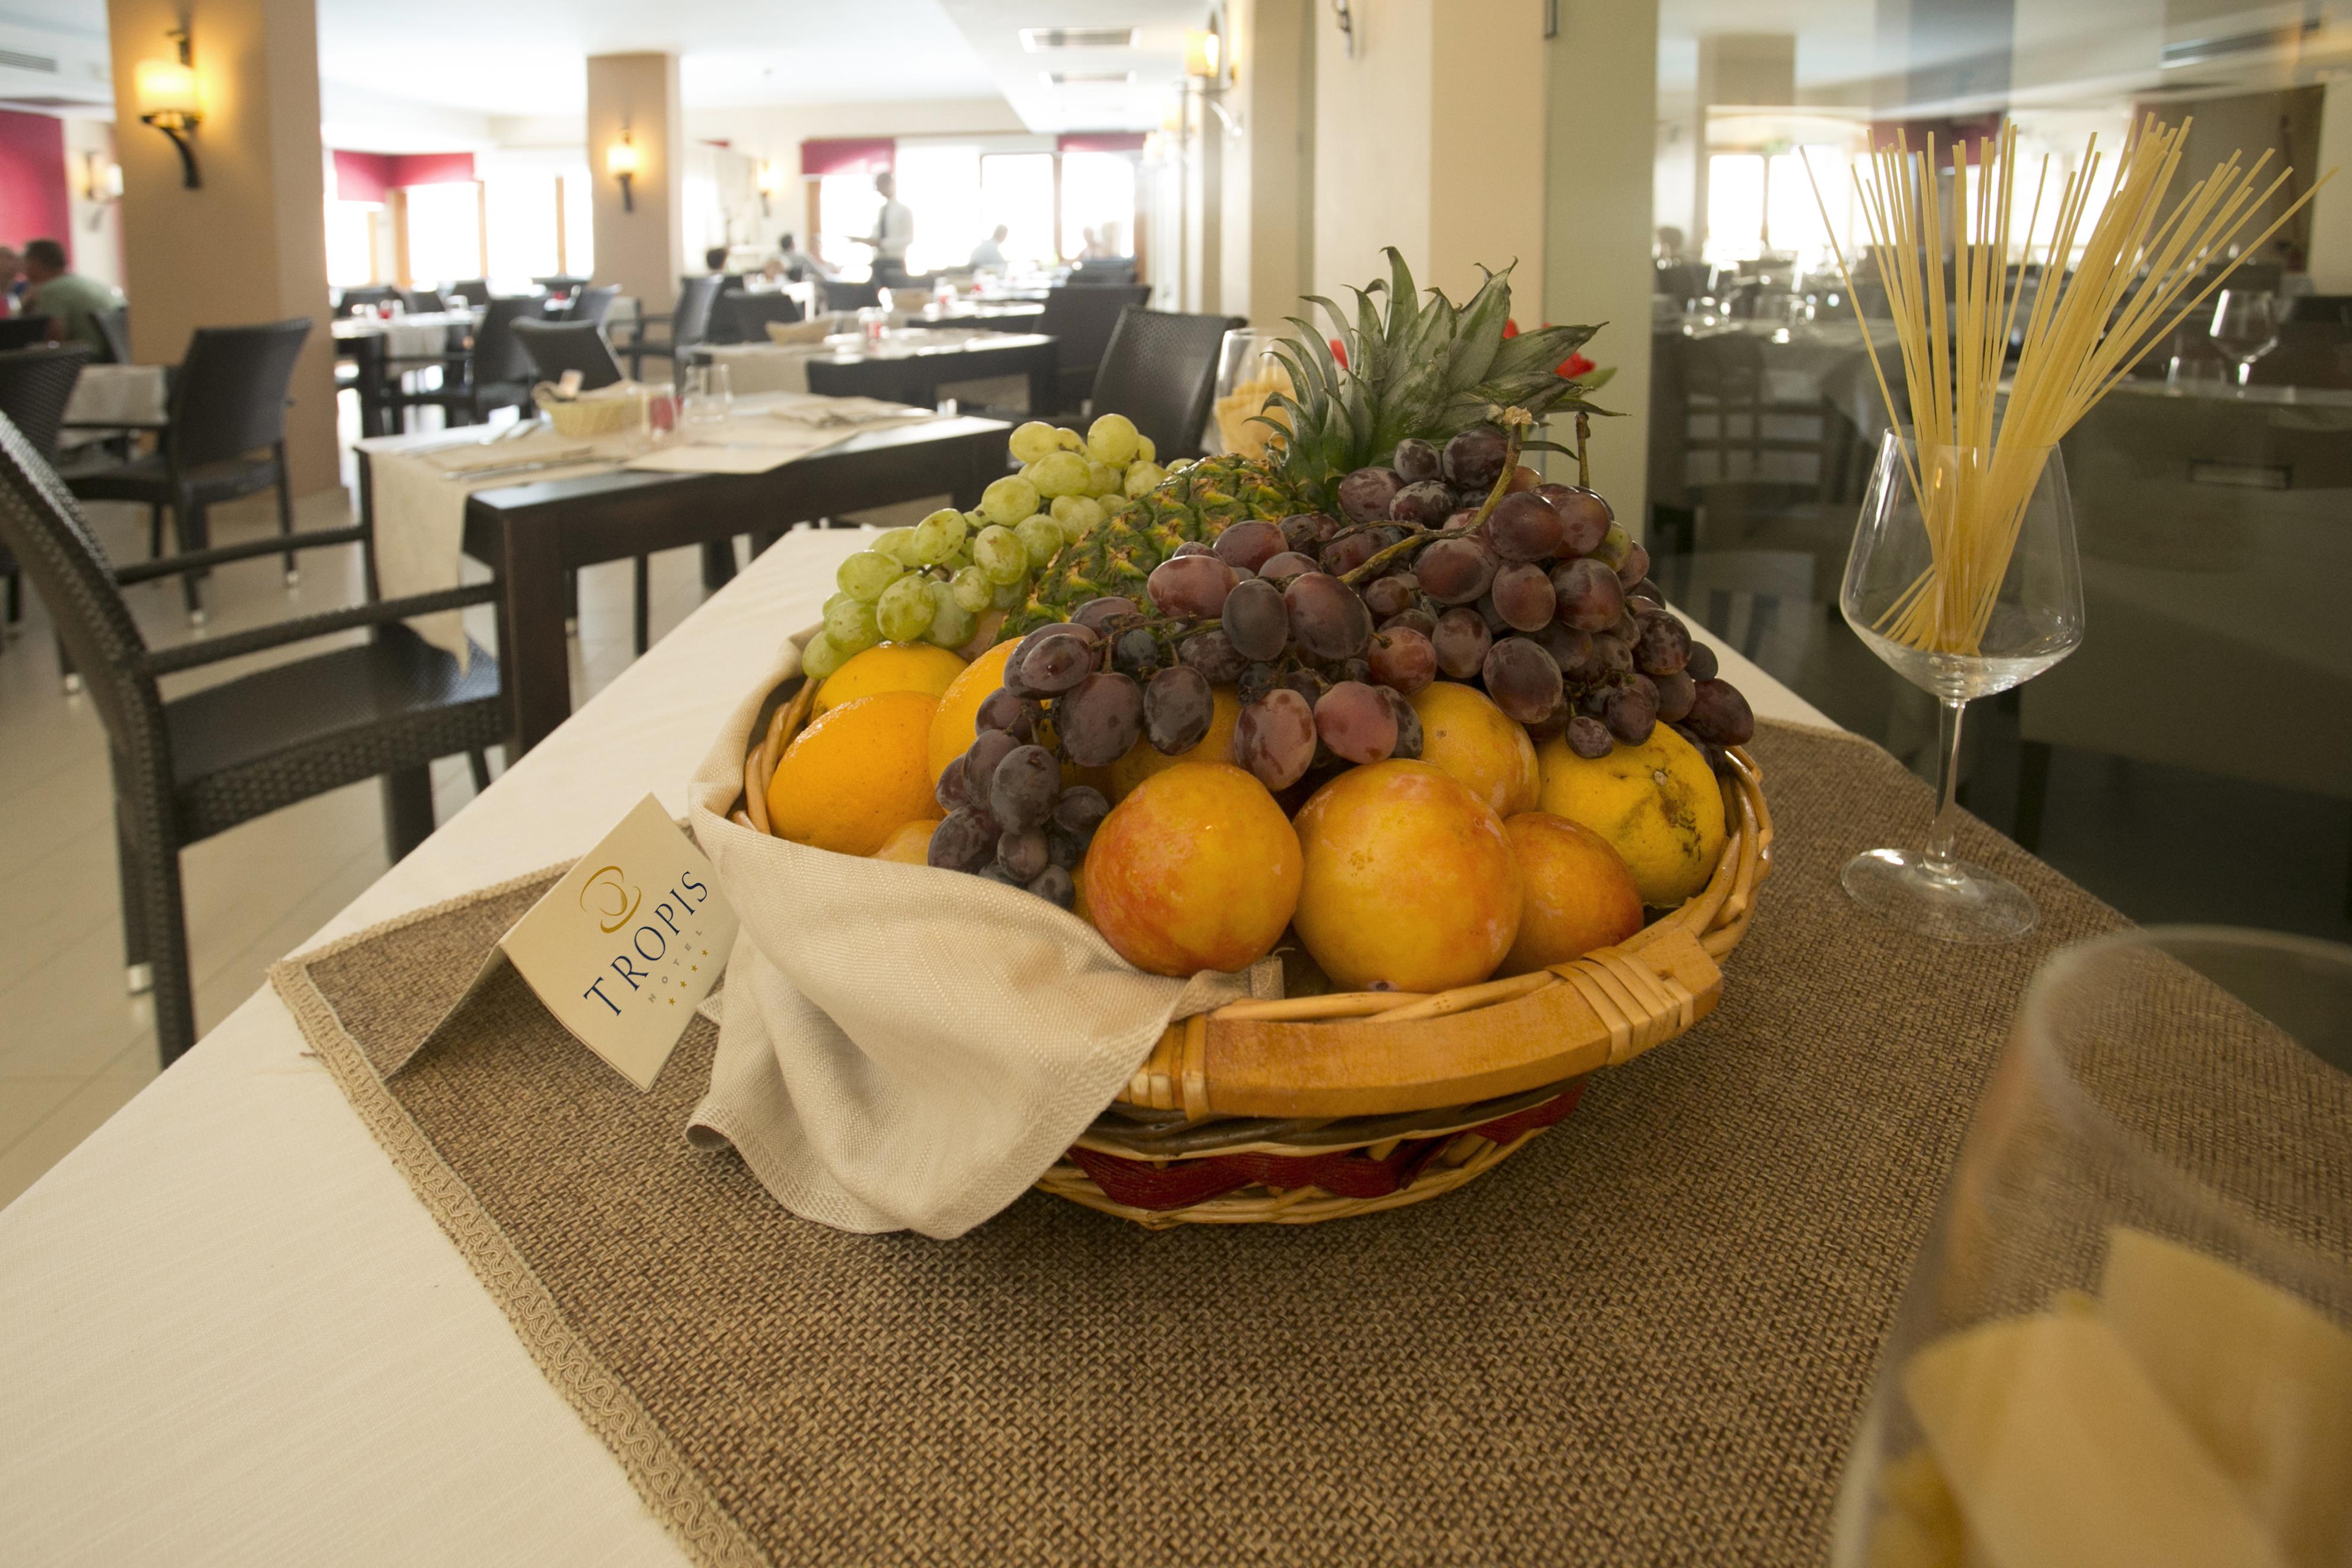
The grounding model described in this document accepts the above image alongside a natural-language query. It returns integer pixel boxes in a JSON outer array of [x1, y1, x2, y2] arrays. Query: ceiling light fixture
[[134, 29, 201, 189]]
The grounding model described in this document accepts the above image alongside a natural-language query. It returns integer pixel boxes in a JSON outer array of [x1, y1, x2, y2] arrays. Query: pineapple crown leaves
[[1256, 248, 1611, 508]]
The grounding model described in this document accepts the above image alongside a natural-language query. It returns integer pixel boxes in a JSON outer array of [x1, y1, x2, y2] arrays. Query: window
[[1704, 153, 1766, 266], [894, 143, 982, 274], [979, 153, 1055, 265], [817, 172, 879, 279], [1061, 151, 1135, 258], [561, 167, 595, 280], [404, 181, 481, 289], [483, 174, 559, 284], [325, 202, 376, 287]]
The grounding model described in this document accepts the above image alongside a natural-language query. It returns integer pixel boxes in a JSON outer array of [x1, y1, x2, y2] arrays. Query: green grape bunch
[[798, 414, 1164, 678]]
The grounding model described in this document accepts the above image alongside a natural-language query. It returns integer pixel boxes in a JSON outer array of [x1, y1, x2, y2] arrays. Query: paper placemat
[[271, 723, 2150, 1567]]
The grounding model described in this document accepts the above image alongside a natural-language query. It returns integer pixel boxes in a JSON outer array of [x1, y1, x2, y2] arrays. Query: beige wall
[[679, 98, 1028, 181], [2312, 77, 2352, 292], [1216, 0, 1316, 328], [62, 118, 125, 293], [108, 0, 337, 495], [1311, 0, 1548, 309], [1545, 0, 1658, 528], [587, 53, 687, 318]]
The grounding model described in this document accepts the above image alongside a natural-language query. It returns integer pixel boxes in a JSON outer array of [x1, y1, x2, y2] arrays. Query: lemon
[[1535, 723, 1725, 908], [814, 641, 966, 715], [925, 637, 1019, 783], [766, 691, 941, 856]]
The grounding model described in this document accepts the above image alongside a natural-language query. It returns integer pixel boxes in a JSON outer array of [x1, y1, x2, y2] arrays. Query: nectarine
[[1083, 762, 1301, 977], [1499, 813, 1644, 975]]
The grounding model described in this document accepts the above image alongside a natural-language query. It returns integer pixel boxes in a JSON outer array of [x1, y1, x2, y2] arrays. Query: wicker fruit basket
[[729, 665, 1772, 1229]]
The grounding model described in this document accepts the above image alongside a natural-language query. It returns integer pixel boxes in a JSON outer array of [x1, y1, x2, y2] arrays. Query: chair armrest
[[143, 583, 501, 675], [113, 524, 369, 584]]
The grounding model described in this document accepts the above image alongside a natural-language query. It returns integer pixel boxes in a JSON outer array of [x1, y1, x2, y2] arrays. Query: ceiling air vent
[[1045, 71, 1136, 86], [1020, 27, 1140, 52], [0, 49, 61, 74], [2161, 18, 2318, 69]]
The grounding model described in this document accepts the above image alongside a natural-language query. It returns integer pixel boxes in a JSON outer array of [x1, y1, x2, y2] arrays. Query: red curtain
[[1058, 132, 1147, 154], [800, 137, 894, 176], [333, 150, 478, 202]]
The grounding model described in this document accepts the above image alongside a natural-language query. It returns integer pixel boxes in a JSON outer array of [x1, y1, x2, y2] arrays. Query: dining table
[[356, 403, 1012, 755], [707, 328, 1059, 414], [333, 309, 483, 440], [0, 526, 1839, 1564]]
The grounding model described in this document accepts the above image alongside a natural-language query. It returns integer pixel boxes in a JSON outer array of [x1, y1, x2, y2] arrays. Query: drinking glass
[[1841, 433, 2083, 941], [682, 364, 731, 426], [2210, 289, 2281, 388], [1831, 927, 2352, 1567]]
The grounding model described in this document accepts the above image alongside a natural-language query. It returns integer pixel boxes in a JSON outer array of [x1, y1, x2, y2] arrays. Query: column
[[1310, 0, 1548, 309], [107, 0, 337, 495], [1546, 0, 1660, 525], [1210, 0, 1316, 328], [586, 53, 685, 318], [2305, 77, 2352, 292]]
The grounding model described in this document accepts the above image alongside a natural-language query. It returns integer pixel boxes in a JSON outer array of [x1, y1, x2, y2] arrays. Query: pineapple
[[1009, 248, 1602, 630]]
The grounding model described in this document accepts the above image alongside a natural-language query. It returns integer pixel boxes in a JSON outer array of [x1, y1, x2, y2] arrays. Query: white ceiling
[[935, 0, 1206, 132]]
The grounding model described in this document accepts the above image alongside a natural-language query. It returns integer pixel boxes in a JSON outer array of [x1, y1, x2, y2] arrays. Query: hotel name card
[[414, 795, 738, 1090]]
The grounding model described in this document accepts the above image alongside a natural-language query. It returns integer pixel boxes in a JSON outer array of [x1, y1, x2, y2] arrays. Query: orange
[[1083, 762, 1301, 977], [1107, 685, 1243, 801], [767, 691, 940, 856], [1408, 682, 1540, 818], [1497, 813, 1644, 976], [815, 641, 966, 715], [871, 820, 938, 864], [1292, 760, 1520, 992], [925, 637, 1020, 783], [1535, 723, 1724, 908]]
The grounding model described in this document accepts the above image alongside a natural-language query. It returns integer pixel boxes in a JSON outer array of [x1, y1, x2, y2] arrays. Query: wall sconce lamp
[[135, 30, 203, 189], [80, 151, 124, 227], [608, 129, 642, 213], [1332, 0, 1357, 59], [1184, 27, 1222, 83], [755, 159, 782, 217]]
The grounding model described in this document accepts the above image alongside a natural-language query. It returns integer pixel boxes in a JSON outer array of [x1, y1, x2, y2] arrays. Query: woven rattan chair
[[400, 287, 450, 314], [394, 295, 537, 429], [567, 284, 623, 327], [619, 274, 725, 378], [712, 291, 802, 345], [93, 308, 132, 366], [446, 279, 492, 308], [1038, 283, 1149, 409], [337, 285, 397, 317], [62, 318, 311, 623], [0, 317, 52, 350], [514, 320, 625, 390], [0, 344, 93, 638], [818, 277, 883, 314], [1086, 306, 1245, 461], [0, 411, 507, 1066]]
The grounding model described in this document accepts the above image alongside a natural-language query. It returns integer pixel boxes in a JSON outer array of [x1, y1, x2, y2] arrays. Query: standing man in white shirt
[[858, 172, 916, 286]]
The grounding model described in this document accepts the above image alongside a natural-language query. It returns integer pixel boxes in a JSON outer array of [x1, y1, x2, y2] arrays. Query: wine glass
[[682, 363, 731, 426], [2209, 289, 2280, 388], [1841, 432, 2084, 942], [1831, 927, 2352, 1567]]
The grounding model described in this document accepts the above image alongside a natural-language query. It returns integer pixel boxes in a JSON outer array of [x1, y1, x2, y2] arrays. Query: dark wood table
[[799, 333, 1058, 415], [362, 415, 1011, 754]]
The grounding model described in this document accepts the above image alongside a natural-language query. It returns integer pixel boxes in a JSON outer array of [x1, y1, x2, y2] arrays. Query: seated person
[[968, 225, 1009, 270], [21, 239, 120, 351], [706, 246, 747, 291]]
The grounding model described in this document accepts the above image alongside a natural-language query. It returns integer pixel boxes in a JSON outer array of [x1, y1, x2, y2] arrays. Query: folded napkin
[[764, 395, 928, 429], [684, 640, 1272, 1238]]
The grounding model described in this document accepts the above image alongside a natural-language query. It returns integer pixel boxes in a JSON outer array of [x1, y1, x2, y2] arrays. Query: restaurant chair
[[818, 277, 883, 314], [0, 412, 507, 1066], [567, 284, 624, 327], [0, 344, 94, 639], [1085, 306, 1245, 461], [0, 317, 53, 351], [533, 274, 589, 299], [94, 308, 132, 366], [1070, 259, 1139, 286], [401, 287, 450, 314], [447, 279, 493, 308], [514, 320, 625, 389], [394, 295, 537, 429], [337, 285, 397, 317], [1677, 332, 1835, 493], [61, 318, 311, 623], [716, 292, 802, 344], [1038, 284, 1149, 409], [618, 274, 724, 378]]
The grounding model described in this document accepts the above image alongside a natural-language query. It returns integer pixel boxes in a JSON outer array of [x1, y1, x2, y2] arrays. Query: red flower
[[1557, 351, 1596, 380], [1503, 318, 1519, 339], [1329, 336, 1348, 370]]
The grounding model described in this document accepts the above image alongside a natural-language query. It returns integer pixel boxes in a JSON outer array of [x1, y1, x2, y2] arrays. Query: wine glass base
[[1841, 848, 2039, 944]]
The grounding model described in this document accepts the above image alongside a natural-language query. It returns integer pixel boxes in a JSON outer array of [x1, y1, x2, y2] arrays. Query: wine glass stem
[[1925, 697, 1968, 880]]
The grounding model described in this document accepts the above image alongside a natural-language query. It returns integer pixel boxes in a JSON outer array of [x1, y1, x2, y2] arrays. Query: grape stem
[[1575, 413, 1591, 489], [1338, 412, 1528, 587]]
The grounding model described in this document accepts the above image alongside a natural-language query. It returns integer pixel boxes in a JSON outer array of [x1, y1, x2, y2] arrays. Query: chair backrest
[[337, 285, 397, 316], [719, 292, 804, 343], [1086, 307, 1244, 461], [820, 277, 883, 313], [533, 274, 589, 295], [513, 320, 624, 391], [1071, 259, 1138, 286], [168, 318, 313, 469], [402, 287, 448, 314], [0, 317, 52, 351], [671, 274, 726, 346], [471, 296, 540, 388], [567, 284, 622, 325], [93, 307, 132, 365], [446, 279, 493, 308], [0, 412, 163, 754], [1681, 332, 1768, 402], [1038, 284, 1149, 376], [2287, 293, 2352, 327], [0, 344, 95, 461]]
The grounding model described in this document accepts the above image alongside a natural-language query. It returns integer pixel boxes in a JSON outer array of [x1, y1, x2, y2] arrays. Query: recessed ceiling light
[[1020, 27, 1140, 52]]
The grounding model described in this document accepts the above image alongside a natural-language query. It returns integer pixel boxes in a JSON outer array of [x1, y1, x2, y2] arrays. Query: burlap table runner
[[272, 720, 2133, 1567]]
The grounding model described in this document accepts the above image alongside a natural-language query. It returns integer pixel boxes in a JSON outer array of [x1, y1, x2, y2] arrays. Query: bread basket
[[532, 381, 640, 439]]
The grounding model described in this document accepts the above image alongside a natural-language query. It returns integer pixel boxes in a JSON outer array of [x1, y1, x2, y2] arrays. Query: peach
[[1083, 762, 1301, 977], [1498, 813, 1644, 976], [1408, 681, 1540, 818], [1292, 760, 1521, 992]]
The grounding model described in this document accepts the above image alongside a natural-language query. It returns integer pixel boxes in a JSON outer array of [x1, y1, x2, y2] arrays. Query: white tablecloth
[[707, 328, 997, 397], [61, 362, 167, 429], [0, 530, 1831, 1564], [332, 309, 481, 364]]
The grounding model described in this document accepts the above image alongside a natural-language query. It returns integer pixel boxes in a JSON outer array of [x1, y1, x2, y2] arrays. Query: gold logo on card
[[579, 864, 642, 934]]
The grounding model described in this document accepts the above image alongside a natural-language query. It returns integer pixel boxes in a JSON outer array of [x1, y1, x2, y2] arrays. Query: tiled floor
[[0, 413, 935, 1206]]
